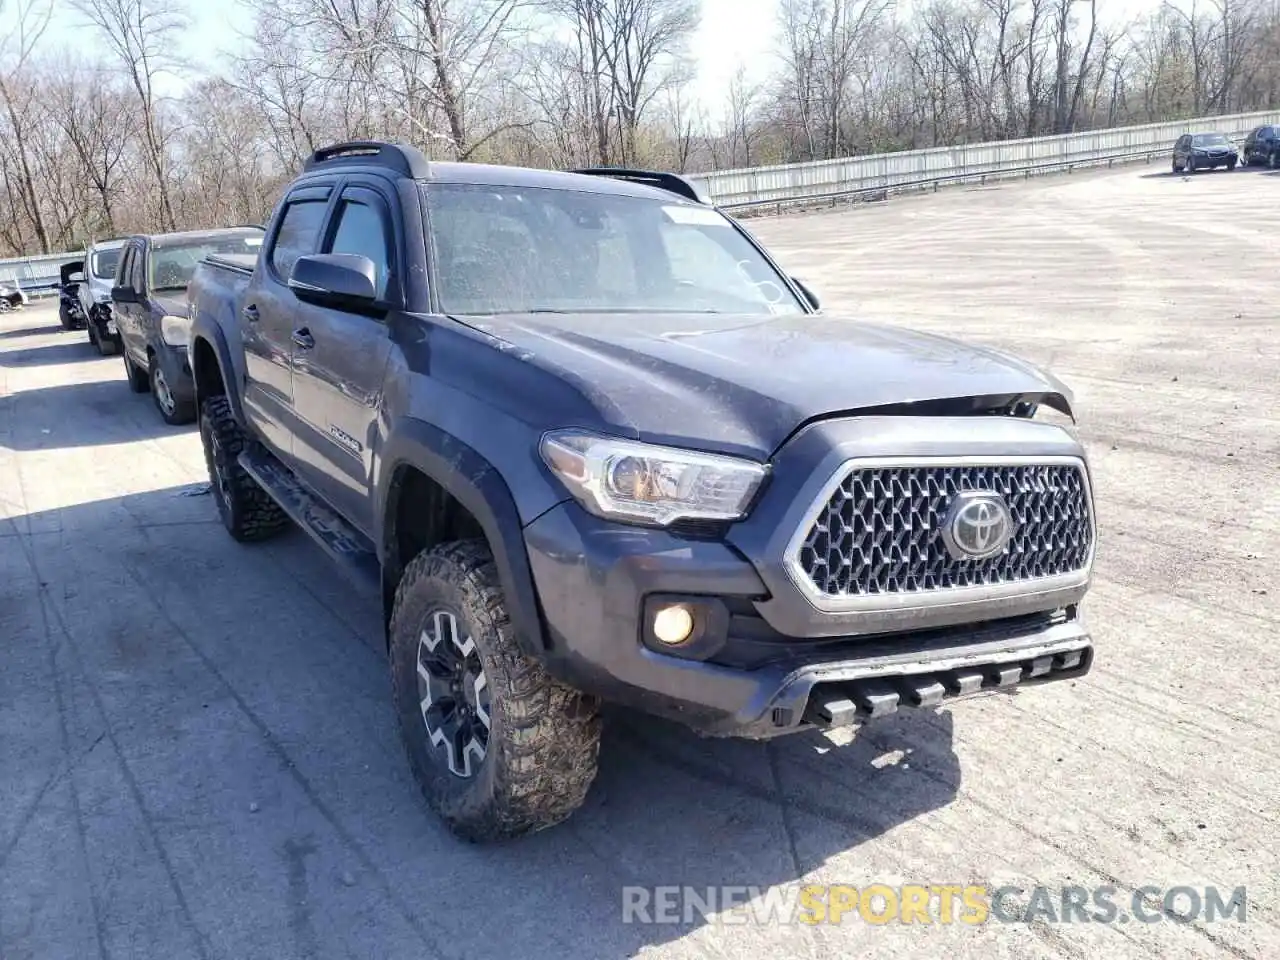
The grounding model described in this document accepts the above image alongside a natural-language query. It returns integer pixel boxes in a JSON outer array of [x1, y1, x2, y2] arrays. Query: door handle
[[292, 328, 315, 349], [243, 304, 260, 323]]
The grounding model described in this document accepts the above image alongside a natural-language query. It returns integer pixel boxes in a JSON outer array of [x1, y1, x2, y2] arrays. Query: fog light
[[652, 604, 695, 645]]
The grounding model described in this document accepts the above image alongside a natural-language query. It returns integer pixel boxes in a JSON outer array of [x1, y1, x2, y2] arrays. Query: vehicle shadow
[[0, 321, 66, 339], [0, 379, 187, 450], [1137, 167, 1253, 180], [0, 341, 97, 368], [1, 483, 965, 960]]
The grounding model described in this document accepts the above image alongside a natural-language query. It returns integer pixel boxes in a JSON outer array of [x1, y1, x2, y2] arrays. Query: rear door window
[[270, 198, 330, 282]]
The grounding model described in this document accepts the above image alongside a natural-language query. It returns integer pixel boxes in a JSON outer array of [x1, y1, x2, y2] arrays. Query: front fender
[[377, 418, 548, 658]]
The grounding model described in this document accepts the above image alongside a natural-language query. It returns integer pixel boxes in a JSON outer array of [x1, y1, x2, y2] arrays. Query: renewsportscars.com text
[[621, 884, 1248, 926]]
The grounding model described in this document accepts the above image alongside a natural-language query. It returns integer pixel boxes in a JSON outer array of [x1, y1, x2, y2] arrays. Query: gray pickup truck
[[186, 141, 1098, 842]]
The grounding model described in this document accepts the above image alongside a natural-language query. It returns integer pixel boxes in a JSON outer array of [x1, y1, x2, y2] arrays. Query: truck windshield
[[148, 232, 264, 292], [424, 183, 805, 317]]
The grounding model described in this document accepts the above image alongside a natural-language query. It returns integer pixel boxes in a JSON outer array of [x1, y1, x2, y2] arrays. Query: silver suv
[[78, 237, 127, 354]]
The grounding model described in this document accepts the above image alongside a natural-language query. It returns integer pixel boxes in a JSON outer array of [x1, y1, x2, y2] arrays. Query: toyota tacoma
[[185, 141, 1098, 842]]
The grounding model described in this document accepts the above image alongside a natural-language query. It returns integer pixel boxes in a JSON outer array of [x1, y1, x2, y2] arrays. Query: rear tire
[[389, 540, 602, 842], [198, 395, 289, 542], [123, 350, 149, 393]]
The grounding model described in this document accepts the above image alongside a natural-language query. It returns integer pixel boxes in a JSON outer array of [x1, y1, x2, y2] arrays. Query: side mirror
[[111, 285, 138, 304], [289, 254, 380, 313], [792, 277, 821, 311]]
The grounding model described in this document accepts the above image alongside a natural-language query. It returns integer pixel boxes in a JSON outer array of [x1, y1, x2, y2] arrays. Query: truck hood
[[461, 312, 1074, 459]]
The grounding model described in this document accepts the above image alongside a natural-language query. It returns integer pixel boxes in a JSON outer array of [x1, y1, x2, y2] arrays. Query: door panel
[[242, 190, 332, 457], [129, 245, 152, 366], [290, 187, 396, 534], [290, 308, 392, 533], [117, 243, 143, 358], [113, 244, 135, 349]]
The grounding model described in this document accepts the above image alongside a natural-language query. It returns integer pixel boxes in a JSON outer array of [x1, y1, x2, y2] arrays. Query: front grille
[[795, 462, 1093, 599]]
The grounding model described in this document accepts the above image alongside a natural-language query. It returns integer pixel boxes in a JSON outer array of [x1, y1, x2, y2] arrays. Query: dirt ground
[[1, 160, 1276, 959]]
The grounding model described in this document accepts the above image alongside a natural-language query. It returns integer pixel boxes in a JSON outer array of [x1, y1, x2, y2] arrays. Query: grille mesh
[[796, 463, 1092, 598]]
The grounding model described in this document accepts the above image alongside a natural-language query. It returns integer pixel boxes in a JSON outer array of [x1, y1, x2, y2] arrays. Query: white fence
[[688, 110, 1280, 211]]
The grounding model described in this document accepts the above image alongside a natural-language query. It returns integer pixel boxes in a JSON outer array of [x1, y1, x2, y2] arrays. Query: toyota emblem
[[942, 491, 1014, 560]]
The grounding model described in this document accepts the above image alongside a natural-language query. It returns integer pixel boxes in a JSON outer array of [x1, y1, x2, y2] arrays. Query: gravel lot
[[2, 161, 1277, 960]]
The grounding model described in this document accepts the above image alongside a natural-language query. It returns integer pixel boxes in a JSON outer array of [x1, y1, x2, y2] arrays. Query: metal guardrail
[[0, 250, 85, 298], [688, 110, 1280, 211]]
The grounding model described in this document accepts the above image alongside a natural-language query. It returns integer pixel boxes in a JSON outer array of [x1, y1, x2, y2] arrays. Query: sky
[[4, 0, 1167, 116]]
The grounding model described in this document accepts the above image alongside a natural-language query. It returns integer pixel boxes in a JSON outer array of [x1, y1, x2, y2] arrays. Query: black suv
[[186, 142, 1097, 841], [1172, 132, 1238, 172], [1241, 125, 1280, 167], [111, 227, 265, 424]]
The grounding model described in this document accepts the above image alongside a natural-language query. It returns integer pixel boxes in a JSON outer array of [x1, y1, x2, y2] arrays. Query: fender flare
[[377, 419, 548, 658], [189, 318, 248, 425]]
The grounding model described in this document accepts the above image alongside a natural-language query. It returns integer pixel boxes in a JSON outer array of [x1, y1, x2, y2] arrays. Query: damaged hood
[[463, 312, 1074, 459]]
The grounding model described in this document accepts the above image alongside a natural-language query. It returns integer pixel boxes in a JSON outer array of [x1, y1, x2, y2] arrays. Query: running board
[[238, 446, 381, 599]]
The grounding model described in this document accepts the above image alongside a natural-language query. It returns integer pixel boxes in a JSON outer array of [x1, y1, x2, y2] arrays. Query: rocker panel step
[[238, 446, 381, 599]]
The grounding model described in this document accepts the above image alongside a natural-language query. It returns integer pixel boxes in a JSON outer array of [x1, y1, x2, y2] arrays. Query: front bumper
[[1189, 152, 1237, 167], [89, 304, 121, 343], [524, 500, 1093, 739]]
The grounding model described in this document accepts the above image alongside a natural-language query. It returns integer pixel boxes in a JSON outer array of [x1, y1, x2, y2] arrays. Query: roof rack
[[571, 167, 709, 204], [305, 141, 432, 179]]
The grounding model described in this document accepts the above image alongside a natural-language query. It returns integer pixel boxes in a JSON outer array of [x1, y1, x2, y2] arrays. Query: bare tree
[[1052, 0, 1098, 133], [72, 0, 188, 230], [237, 0, 529, 160], [548, 0, 698, 164], [724, 65, 762, 168], [1165, 0, 1221, 115], [47, 63, 135, 235], [0, 0, 54, 251], [5, 0, 1280, 256]]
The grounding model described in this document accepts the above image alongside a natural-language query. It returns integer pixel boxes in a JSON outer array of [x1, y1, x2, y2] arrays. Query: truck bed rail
[[204, 253, 256, 276]]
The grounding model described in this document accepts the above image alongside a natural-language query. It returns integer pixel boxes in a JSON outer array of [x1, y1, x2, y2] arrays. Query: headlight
[[95, 292, 111, 304], [160, 314, 192, 347], [540, 430, 767, 526]]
